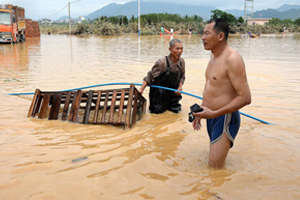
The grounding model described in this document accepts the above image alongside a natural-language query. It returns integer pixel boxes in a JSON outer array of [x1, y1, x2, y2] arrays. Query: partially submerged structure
[[27, 84, 147, 130]]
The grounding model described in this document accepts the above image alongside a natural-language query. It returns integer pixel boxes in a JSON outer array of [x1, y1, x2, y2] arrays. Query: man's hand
[[192, 117, 202, 131], [175, 85, 182, 95], [138, 88, 144, 95], [139, 81, 148, 95], [193, 106, 217, 119]]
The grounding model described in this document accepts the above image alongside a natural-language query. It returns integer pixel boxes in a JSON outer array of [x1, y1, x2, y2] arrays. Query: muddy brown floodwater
[[0, 33, 300, 199]]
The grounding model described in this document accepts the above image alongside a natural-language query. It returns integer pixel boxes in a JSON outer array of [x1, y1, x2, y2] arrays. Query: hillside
[[236, 4, 300, 20], [224, 9, 244, 18], [56, 1, 300, 21], [253, 8, 300, 20], [276, 4, 300, 12], [56, 16, 74, 21], [85, 1, 216, 20]]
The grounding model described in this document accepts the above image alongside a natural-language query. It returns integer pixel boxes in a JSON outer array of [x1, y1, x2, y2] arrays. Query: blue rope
[[6, 82, 272, 125]]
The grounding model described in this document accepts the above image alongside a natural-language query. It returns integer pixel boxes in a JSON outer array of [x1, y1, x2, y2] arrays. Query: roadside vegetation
[[39, 10, 300, 35]]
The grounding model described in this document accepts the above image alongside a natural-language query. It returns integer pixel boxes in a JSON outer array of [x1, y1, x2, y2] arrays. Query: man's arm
[[175, 82, 183, 95], [139, 81, 148, 94], [175, 58, 185, 95], [139, 58, 165, 95], [214, 53, 251, 116], [179, 58, 186, 84], [194, 53, 251, 119]]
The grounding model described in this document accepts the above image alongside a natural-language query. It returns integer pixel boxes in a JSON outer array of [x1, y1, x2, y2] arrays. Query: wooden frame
[[27, 84, 147, 130]]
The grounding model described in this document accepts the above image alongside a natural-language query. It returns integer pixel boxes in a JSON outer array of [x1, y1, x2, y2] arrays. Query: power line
[[48, 0, 82, 19], [48, 4, 68, 19], [70, 0, 82, 4]]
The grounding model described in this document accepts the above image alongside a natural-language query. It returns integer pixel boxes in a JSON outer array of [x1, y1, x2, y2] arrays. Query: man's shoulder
[[224, 47, 244, 69], [224, 47, 243, 62], [228, 46, 241, 57], [157, 56, 168, 62], [154, 56, 168, 68], [178, 57, 185, 65]]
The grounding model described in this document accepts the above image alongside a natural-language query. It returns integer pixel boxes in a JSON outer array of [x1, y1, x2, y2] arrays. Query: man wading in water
[[192, 18, 251, 168], [139, 39, 185, 114]]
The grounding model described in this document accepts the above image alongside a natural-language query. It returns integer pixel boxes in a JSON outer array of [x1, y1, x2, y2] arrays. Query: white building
[[247, 18, 271, 26]]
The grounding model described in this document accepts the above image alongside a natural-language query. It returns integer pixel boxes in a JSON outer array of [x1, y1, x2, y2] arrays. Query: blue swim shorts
[[206, 111, 240, 148]]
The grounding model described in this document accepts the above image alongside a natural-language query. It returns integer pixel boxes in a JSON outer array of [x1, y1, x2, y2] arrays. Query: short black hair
[[207, 18, 229, 41]]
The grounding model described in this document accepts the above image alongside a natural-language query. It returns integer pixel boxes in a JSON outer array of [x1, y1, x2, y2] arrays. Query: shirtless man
[[192, 18, 251, 168]]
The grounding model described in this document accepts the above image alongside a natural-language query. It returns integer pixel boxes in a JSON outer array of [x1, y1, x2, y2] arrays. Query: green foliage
[[129, 15, 137, 23], [295, 17, 300, 26], [40, 10, 300, 35], [210, 9, 238, 24], [237, 17, 244, 23], [75, 23, 92, 34], [269, 18, 281, 25]]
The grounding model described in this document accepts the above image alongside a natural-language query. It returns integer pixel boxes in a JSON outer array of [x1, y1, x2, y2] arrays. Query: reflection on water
[[0, 33, 300, 199]]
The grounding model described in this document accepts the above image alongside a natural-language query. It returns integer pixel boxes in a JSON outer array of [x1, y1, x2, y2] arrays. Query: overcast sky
[[1, 0, 299, 20]]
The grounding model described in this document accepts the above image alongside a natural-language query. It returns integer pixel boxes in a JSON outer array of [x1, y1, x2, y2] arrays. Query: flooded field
[[0, 33, 300, 199]]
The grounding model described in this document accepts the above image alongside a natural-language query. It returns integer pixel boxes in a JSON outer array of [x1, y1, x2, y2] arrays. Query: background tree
[[210, 9, 237, 23], [295, 17, 300, 26]]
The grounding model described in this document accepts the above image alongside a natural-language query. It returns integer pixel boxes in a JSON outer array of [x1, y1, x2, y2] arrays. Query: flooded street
[[0, 33, 300, 199]]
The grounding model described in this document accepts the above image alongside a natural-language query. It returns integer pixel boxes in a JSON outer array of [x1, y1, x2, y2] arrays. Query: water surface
[[0, 33, 299, 199]]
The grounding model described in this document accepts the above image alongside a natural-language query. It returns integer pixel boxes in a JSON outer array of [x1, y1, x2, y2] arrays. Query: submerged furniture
[[27, 84, 147, 130]]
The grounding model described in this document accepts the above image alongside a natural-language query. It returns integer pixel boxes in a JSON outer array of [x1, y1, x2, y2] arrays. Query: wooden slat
[[68, 91, 78, 122], [93, 91, 102, 123], [117, 90, 126, 123], [33, 92, 43, 117], [83, 90, 94, 124], [86, 104, 128, 111], [142, 97, 147, 114], [124, 84, 134, 130], [138, 96, 145, 120], [72, 90, 83, 122], [62, 91, 72, 121], [109, 90, 117, 123], [38, 93, 51, 119], [27, 89, 41, 117], [49, 92, 62, 120], [63, 92, 130, 104], [136, 96, 141, 121], [131, 89, 139, 126], [101, 91, 110, 123]]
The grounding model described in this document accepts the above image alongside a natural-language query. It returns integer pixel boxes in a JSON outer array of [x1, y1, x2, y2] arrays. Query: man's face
[[201, 22, 220, 50], [169, 42, 183, 61]]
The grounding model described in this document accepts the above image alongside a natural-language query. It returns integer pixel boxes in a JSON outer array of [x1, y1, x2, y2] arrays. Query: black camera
[[188, 103, 203, 122]]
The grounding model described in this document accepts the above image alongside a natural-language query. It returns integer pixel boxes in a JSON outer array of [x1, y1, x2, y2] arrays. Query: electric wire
[[48, 0, 82, 19]]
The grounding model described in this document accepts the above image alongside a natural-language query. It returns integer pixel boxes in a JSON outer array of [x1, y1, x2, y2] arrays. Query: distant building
[[55, 17, 85, 24], [38, 18, 52, 24], [76, 16, 85, 23], [246, 18, 271, 26]]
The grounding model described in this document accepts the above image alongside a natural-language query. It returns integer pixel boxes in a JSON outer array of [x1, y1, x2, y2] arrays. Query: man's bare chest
[[206, 61, 228, 83]]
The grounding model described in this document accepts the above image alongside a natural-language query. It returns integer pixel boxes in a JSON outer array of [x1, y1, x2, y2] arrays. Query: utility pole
[[68, 0, 81, 34], [68, 2, 71, 34], [138, 0, 140, 36]]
